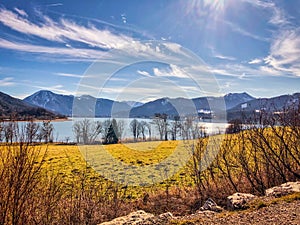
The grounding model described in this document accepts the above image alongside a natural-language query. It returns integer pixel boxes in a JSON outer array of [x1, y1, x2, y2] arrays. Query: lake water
[[16, 118, 229, 142]]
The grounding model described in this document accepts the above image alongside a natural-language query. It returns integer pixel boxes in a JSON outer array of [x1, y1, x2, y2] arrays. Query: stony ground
[[99, 183, 300, 225], [172, 197, 300, 225], [99, 196, 300, 225]]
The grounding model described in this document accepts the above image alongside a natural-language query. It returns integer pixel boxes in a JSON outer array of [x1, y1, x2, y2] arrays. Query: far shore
[[1, 117, 70, 123]]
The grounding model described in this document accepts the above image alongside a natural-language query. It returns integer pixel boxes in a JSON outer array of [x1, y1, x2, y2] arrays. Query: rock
[[227, 193, 256, 210], [99, 210, 154, 225], [99, 210, 173, 225], [265, 181, 300, 197], [199, 198, 223, 212]]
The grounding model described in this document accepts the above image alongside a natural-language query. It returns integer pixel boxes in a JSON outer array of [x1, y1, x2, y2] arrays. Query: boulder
[[199, 198, 223, 212], [99, 210, 173, 225], [227, 193, 256, 210], [266, 181, 300, 197]]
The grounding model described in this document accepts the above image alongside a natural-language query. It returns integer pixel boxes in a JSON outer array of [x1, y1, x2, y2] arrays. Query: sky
[[0, 0, 299, 102]]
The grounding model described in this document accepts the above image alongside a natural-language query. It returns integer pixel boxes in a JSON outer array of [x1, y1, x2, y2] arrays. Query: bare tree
[[130, 119, 140, 141], [40, 121, 54, 143], [24, 121, 40, 143], [139, 121, 148, 141], [117, 120, 125, 141], [146, 122, 152, 141], [170, 116, 181, 140], [181, 117, 193, 140], [153, 113, 168, 141]]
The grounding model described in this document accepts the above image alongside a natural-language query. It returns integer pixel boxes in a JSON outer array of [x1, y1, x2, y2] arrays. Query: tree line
[[0, 120, 54, 144], [72, 113, 209, 145]]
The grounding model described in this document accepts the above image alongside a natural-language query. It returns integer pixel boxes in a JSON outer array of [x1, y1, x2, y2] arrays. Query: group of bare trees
[[73, 115, 209, 144], [73, 118, 124, 144], [188, 105, 300, 202], [0, 120, 54, 143]]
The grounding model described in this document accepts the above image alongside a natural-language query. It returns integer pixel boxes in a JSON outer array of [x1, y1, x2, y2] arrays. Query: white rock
[[266, 181, 300, 197], [227, 193, 256, 210]]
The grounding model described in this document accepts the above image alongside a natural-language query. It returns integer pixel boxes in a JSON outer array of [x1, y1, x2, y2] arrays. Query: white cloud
[[248, 58, 262, 64], [153, 64, 189, 78], [0, 77, 15, 86]]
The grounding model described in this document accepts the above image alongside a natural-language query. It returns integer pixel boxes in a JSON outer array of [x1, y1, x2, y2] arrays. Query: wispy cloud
[[242, 0, 289, 26], [225, 20, 269, 42], [264, 28, 300, 76], [14, 8, 28, 17], [46, 3, 63, 7], [33, 84, 74, 95], [0, 38, 107, 61], [55, 72, 84, 78], [0, 8, 197, 65], [0, 8, 134, 49], [210, 62, 287, 78], [269, 7, 289, 26], [209, 46, 236, 61], [214, 54, 236, 61], [0, 77, 15, 86], [137, 70, 151, 77]]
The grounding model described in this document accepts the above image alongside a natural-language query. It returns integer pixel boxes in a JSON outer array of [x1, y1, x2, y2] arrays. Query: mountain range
[[23, 90, 256, 118], [1, 90, 299, 121]]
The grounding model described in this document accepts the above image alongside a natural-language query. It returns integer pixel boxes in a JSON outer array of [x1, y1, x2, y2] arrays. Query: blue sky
[[0, 0, 299, 102]]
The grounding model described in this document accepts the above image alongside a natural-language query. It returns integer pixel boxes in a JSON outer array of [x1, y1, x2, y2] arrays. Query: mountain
[[227, 93, 300, 121], [130, 93, 255, 118], [0, 91, 63, 120], [72, 95, 131, 117], [24, 90, 131, 117], [224, 92, 255, 109], [24, 90, 74, 116]]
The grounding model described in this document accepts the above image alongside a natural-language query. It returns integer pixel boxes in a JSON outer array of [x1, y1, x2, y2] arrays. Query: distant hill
[[129, 93, 255, 118], [227, 93, 300, 121], [0, 91, 64, 120]]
